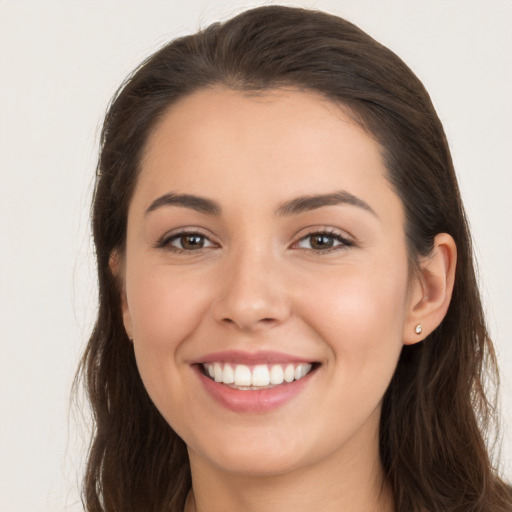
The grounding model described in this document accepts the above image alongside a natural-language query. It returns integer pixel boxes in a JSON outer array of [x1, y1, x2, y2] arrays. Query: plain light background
[[1, 1, 510, 510]]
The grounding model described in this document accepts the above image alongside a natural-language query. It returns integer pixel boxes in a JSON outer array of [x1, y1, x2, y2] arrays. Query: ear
[[109, 250, 134, 340], [403, 233, 457, 345]]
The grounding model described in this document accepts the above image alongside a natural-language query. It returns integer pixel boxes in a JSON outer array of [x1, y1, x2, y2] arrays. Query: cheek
[[124, 265, 213, 401], [126, 265, 210, 346], [300, 263, 408, 430], [298, 259, 409, 371]]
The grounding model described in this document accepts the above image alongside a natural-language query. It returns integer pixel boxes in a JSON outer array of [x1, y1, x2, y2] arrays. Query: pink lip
[[192, 350, 314, 365], [193, 364, 317, 414]]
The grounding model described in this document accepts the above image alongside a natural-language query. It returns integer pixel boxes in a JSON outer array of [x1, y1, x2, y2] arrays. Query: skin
[[115, 88, 456, 512]]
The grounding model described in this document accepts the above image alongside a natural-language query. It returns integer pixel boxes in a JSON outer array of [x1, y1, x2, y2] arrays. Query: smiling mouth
[[201, 362, 319, 390]]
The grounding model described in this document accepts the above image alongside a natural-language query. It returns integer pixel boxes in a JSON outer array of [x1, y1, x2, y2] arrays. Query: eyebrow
[[275, 191, 377, 217], [144, 190, 376, 218], [145, 193, 221, 216]]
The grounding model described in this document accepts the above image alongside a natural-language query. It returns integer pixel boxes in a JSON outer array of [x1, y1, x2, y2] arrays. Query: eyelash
[[294, 229, 353, 253], [155, 229, 353, 254], [155, 230, 215, 254]]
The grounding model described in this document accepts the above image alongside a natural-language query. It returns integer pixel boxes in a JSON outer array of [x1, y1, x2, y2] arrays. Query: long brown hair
[[77, 6, 512, 511]]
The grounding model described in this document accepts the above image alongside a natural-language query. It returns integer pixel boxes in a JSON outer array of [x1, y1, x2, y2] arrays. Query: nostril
[[219, 316, 278, 331], [221, 317, 275, 324]]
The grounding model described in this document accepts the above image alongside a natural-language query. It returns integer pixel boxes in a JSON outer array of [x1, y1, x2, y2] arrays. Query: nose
[[211, 247, 291, 332]]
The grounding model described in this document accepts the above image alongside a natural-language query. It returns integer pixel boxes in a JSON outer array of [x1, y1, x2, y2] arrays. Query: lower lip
[[195, 366, 314, 413]]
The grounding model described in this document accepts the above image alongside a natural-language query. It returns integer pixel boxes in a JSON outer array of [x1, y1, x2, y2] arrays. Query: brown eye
[[159, 232, 216, 252], [179, 234, 206, 250], [309, 234, 335, 249], [296, 231, 352, 252]]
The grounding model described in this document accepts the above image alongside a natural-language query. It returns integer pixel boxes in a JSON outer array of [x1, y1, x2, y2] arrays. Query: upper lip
[[191, 350, 317, 365]]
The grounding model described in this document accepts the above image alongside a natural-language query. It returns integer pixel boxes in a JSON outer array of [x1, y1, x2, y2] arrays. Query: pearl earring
[[414, 324, 422, 335]]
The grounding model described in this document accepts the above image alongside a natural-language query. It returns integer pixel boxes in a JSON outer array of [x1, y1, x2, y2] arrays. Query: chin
[[188, 430, 310, 477], [210, 451, 303, 477]]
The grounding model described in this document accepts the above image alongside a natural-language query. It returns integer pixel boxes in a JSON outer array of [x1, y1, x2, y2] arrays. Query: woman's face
[[120, 88, 417, 476]]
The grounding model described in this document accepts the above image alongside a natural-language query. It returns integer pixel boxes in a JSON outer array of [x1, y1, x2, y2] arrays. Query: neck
[[185, 423, 394, 512]]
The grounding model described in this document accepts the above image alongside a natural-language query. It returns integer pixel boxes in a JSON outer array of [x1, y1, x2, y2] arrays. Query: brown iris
[[179, 234, 205, 250], [309, 234, 335, 250]]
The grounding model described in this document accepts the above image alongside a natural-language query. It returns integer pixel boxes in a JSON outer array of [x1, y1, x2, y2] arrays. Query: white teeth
[[284, 364, 295, 383], [222, 364, 234, 384], [234, 364, 252, 386], [203, 362, 314, 388], [295, 363, 313, 380], [252, 365, 270, 386], [301, 363, 312, 377], [269, 365, 284, 385], [214, 362, 223, 382]]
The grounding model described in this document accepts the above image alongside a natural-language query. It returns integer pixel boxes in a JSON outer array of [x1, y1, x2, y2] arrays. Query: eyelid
[[153, 225, 354, 253], [291, 227, 355, 252], [154, 227, 219, 251]]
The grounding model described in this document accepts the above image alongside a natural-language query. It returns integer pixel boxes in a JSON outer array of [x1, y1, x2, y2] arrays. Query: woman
[[78, 5, 512, 511]]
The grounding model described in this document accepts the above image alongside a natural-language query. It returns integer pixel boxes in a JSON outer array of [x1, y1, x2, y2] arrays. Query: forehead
[[142, 87, 373, 169], [134, 87, 399, 219]]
